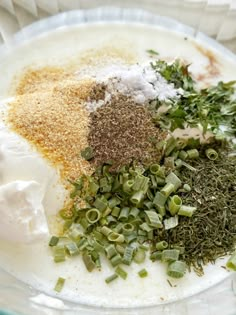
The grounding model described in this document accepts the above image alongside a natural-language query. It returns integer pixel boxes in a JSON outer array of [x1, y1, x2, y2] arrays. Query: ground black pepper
[[88, 95, 166, 169]]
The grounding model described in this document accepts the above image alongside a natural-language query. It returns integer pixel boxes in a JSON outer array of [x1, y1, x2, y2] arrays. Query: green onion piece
[[100, 177, 112, 193], [80, 218, 90, 230], [158, 206, 166, 216], [129, 207, 140, 219], [164, 157, 175, 170], [162, 249, 180, 262], [81, 146, 94, 160], [155, 176, 165, 185], [113, 222, 123, 233], [94, 197, 107, 212], [130, 191, 144, 205], [53, 244, 66, 263], [108, 232, 125, 243], [116, 244, 125, 255], [168, 195, 182, 216], [150, 164, 161, 175], [93, 230, 104, 241], [111, 206, 121, 218], [105, 273, 118, 284], [132, 175, 145, 191], [205, 148, 218, 160], [145, 210, 163, 228], [86, 208, 101, 224], [147, 230, 153, 240], [100, 226, 112, 237], [153, 192, 167, 208], [122, 223, 135, 235], [138, 268, 148, 278], [49, 236, 59, 247], [125, 233, 137, 244], [65, 242, 79, 256], [133, 248, 146, 264], [89, 180, 99, 196], [175, 159, 183, 169], [77, 238, 89, 250], [150, 175, 157, 189], [138, 229, 147, 236], [172, 245, 185, 254], [186, 149, 199, 160], [167, 261, 186, 278], [179, 150, 188, 161], [140, 222, 153, 233], [144, 200, 153, 209], [118, 207, 130, 221], [165, 137, 177, 156], [178, 205, 196, 217], [164, 216, 179, 230], [150, 251, 162, 261], [165, 172, 182, 191], [123, 180, 134, 193], [156, 241, 168, 251], [82, 252, 96, 272], [93, 240, 105, 253], [110, 254, 122, 267], [115, 266, 128, 280], [179, 160, 197, 172], [105, 244, 117, 259], [161, 183, 175, 197], [107, 215, 116, 224], [108, 197, 121, 208], [123, 246, 135, 265], [54, 277, 65, 293], [226, 251, 236, 271], [95, 257, 101, 268], [183, 184, 191, 192], [171, 151, 179, 160]]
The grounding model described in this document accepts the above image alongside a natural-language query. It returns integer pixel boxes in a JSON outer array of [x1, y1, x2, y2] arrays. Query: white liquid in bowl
[[0, 23, 235, 308]]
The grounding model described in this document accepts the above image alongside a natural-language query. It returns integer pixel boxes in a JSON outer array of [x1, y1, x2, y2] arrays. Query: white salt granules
[[76, 63, 182, 112]]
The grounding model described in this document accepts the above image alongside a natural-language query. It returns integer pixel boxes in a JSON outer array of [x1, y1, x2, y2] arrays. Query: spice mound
[[89, 95, 166, 170], [8, 81, 95, 180]]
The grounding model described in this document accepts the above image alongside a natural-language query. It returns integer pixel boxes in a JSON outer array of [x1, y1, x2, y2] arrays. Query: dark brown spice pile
[[88, 95, 166, 170]]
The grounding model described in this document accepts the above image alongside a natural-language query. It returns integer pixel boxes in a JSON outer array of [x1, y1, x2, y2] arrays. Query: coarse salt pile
[[76, 63, 183, 112]]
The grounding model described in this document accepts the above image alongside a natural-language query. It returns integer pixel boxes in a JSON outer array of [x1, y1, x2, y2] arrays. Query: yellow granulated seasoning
[[8, 80, 95, 180]]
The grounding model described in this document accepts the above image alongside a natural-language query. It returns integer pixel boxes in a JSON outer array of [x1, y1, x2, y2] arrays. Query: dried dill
[[158, 152, 236, 275]]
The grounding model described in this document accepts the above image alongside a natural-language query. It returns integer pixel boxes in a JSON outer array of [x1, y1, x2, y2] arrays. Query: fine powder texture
[[8, 82, 94, 180], [88, 95, 166, 169]]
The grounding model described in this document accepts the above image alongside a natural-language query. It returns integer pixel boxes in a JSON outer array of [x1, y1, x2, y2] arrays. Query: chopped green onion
[[167, 261, 186, 278], [145, 210, 163, 228], [81, 146, 94, 161], [140, 222, 153, 233], [165, 137, 177, 156], [65, 242, 79, 256], [164, 216, 179, 230], [53, 244, 66, 263], [100, 177, 112, 193], [153, 191, 167, 208], [110, 254, 122, 267], [100, 226, 112, 237], [205, 148, 218, 160], [115, 266, 128, 279], [156, 241, 168, 251], [138, 268, 148, 278], [155, 176, 165, 185], [94, 197, 107, 212], [162, 249, 180, 262], [186, 149, 199, 160], [111, 206, 121, 217], [130, 191, 144, 205], [86, 208, 101, 224], [122, 223, 135, 235], [59, 208, 74, 220], [118, 207, 130, 221], [168, 195, 182, 216], [133, 248, 146, 264], [108, 197, 121, 208], [123, 180, 134, 193], [123, 246, 135, 265], [54, 277, 65, 292], [125, 233, 137, 243], [183, 184, 191, 192], [226, 251, 236, 271], [105, 273, 118, 284], [178, 205, 196, 217], [105, 244, 117, 259], [89, 180, 99, 196], [150, 164, 161, 175], [82, 252, 96, 272], [108, 232, 125, 243], [150, 251, 162, 261], [179, 160, 197, 172], [49, 236, 59, 247], [179, 150, 188, 161], [129, 207, 140, 219], [161, 183, 175, 197], [165, 172, 182, 191], [116, 244, 125, 255]]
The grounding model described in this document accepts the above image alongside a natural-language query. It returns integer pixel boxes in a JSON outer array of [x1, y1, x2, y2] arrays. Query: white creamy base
[[0, 23, 235, 308]]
